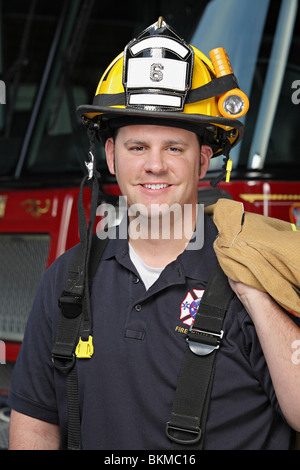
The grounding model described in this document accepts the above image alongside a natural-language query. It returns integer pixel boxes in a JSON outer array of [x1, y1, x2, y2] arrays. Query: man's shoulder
[[43, 243, 81, 287], [50, 243, 80, 268], [204, 212, 218, 236], [43, 235, 113, 286]]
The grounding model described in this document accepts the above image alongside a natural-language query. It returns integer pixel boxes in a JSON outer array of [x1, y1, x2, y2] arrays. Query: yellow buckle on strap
[[225, 158, 233, 183], [75, 336, 94, 358]]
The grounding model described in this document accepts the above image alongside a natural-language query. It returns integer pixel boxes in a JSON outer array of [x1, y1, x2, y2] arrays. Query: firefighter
[[8, 19, 300, 450]]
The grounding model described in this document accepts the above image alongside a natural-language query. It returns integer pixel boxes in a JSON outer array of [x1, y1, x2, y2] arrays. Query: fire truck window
[[0, 2, 62, 176], [264, 7, 300, 168], [239, 0, 300, 171]]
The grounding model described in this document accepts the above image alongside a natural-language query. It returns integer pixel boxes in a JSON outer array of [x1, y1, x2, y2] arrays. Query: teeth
[[143, 184, 170, 190]]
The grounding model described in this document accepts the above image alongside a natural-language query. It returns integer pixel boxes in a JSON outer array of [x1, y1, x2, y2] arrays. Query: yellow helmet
[[77, 18, 249, 158]]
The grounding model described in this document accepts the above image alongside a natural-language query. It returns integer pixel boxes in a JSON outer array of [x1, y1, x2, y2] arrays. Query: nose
[[143, 148, 168, 174]]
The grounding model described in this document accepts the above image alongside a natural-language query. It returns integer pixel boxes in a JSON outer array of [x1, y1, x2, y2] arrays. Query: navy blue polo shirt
[[9, 215, 295, 449]]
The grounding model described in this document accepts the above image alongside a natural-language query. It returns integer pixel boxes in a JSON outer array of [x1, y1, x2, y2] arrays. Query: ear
[[199, 145, 213, 179], [105, 137, 116, 175]]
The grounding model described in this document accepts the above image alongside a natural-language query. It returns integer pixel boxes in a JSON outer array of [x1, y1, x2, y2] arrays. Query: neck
[[128, 204, 198, 267]]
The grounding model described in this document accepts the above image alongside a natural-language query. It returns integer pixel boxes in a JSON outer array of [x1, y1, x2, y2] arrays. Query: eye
[[129, 145, 146, 153], [168, 146, 183, 154]]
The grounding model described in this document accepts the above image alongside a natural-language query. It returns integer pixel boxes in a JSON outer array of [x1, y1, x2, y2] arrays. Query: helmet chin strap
[[210, 137, 232, 187]]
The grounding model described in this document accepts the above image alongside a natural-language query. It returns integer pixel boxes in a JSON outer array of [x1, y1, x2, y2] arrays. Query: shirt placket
[[116, 251, 186, 341]]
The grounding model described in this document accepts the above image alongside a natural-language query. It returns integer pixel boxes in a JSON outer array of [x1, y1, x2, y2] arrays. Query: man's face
[[105, 124, 212, 217]]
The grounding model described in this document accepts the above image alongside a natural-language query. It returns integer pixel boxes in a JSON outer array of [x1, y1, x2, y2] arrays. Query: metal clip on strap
[[187, 326, 224, 356]]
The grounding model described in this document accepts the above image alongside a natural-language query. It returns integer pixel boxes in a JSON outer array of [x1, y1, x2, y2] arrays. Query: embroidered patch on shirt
[[179, 289, 205, 326]]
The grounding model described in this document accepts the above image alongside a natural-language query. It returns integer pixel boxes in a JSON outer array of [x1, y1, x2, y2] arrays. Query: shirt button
[[133, 276, 140, 284], [135, 304, 142, 312]]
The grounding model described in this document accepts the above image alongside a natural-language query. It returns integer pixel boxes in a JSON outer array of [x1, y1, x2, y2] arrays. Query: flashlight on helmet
[[209, 48, 249, 119]]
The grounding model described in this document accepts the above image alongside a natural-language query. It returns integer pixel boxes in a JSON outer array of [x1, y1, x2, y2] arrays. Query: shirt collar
[[100, 213, 218, 282], [100, 216, 130, 260], [178, 214, 218, 282]]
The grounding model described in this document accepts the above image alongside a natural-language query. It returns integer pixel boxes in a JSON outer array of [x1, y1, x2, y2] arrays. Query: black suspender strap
[[166, 262, 234, 450], [51, 234, 108, 450], [51, 133, 109, 450]]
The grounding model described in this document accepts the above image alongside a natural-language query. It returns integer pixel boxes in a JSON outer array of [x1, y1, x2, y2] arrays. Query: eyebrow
[[124, 139, 147, 146], [164, 139, 189, 147]]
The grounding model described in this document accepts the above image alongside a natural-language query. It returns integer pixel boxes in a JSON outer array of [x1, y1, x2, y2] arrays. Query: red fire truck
[[0, 0, 299, 448]]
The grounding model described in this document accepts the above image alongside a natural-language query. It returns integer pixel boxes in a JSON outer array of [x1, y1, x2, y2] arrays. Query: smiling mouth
[[141, 184, 171, 190]]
